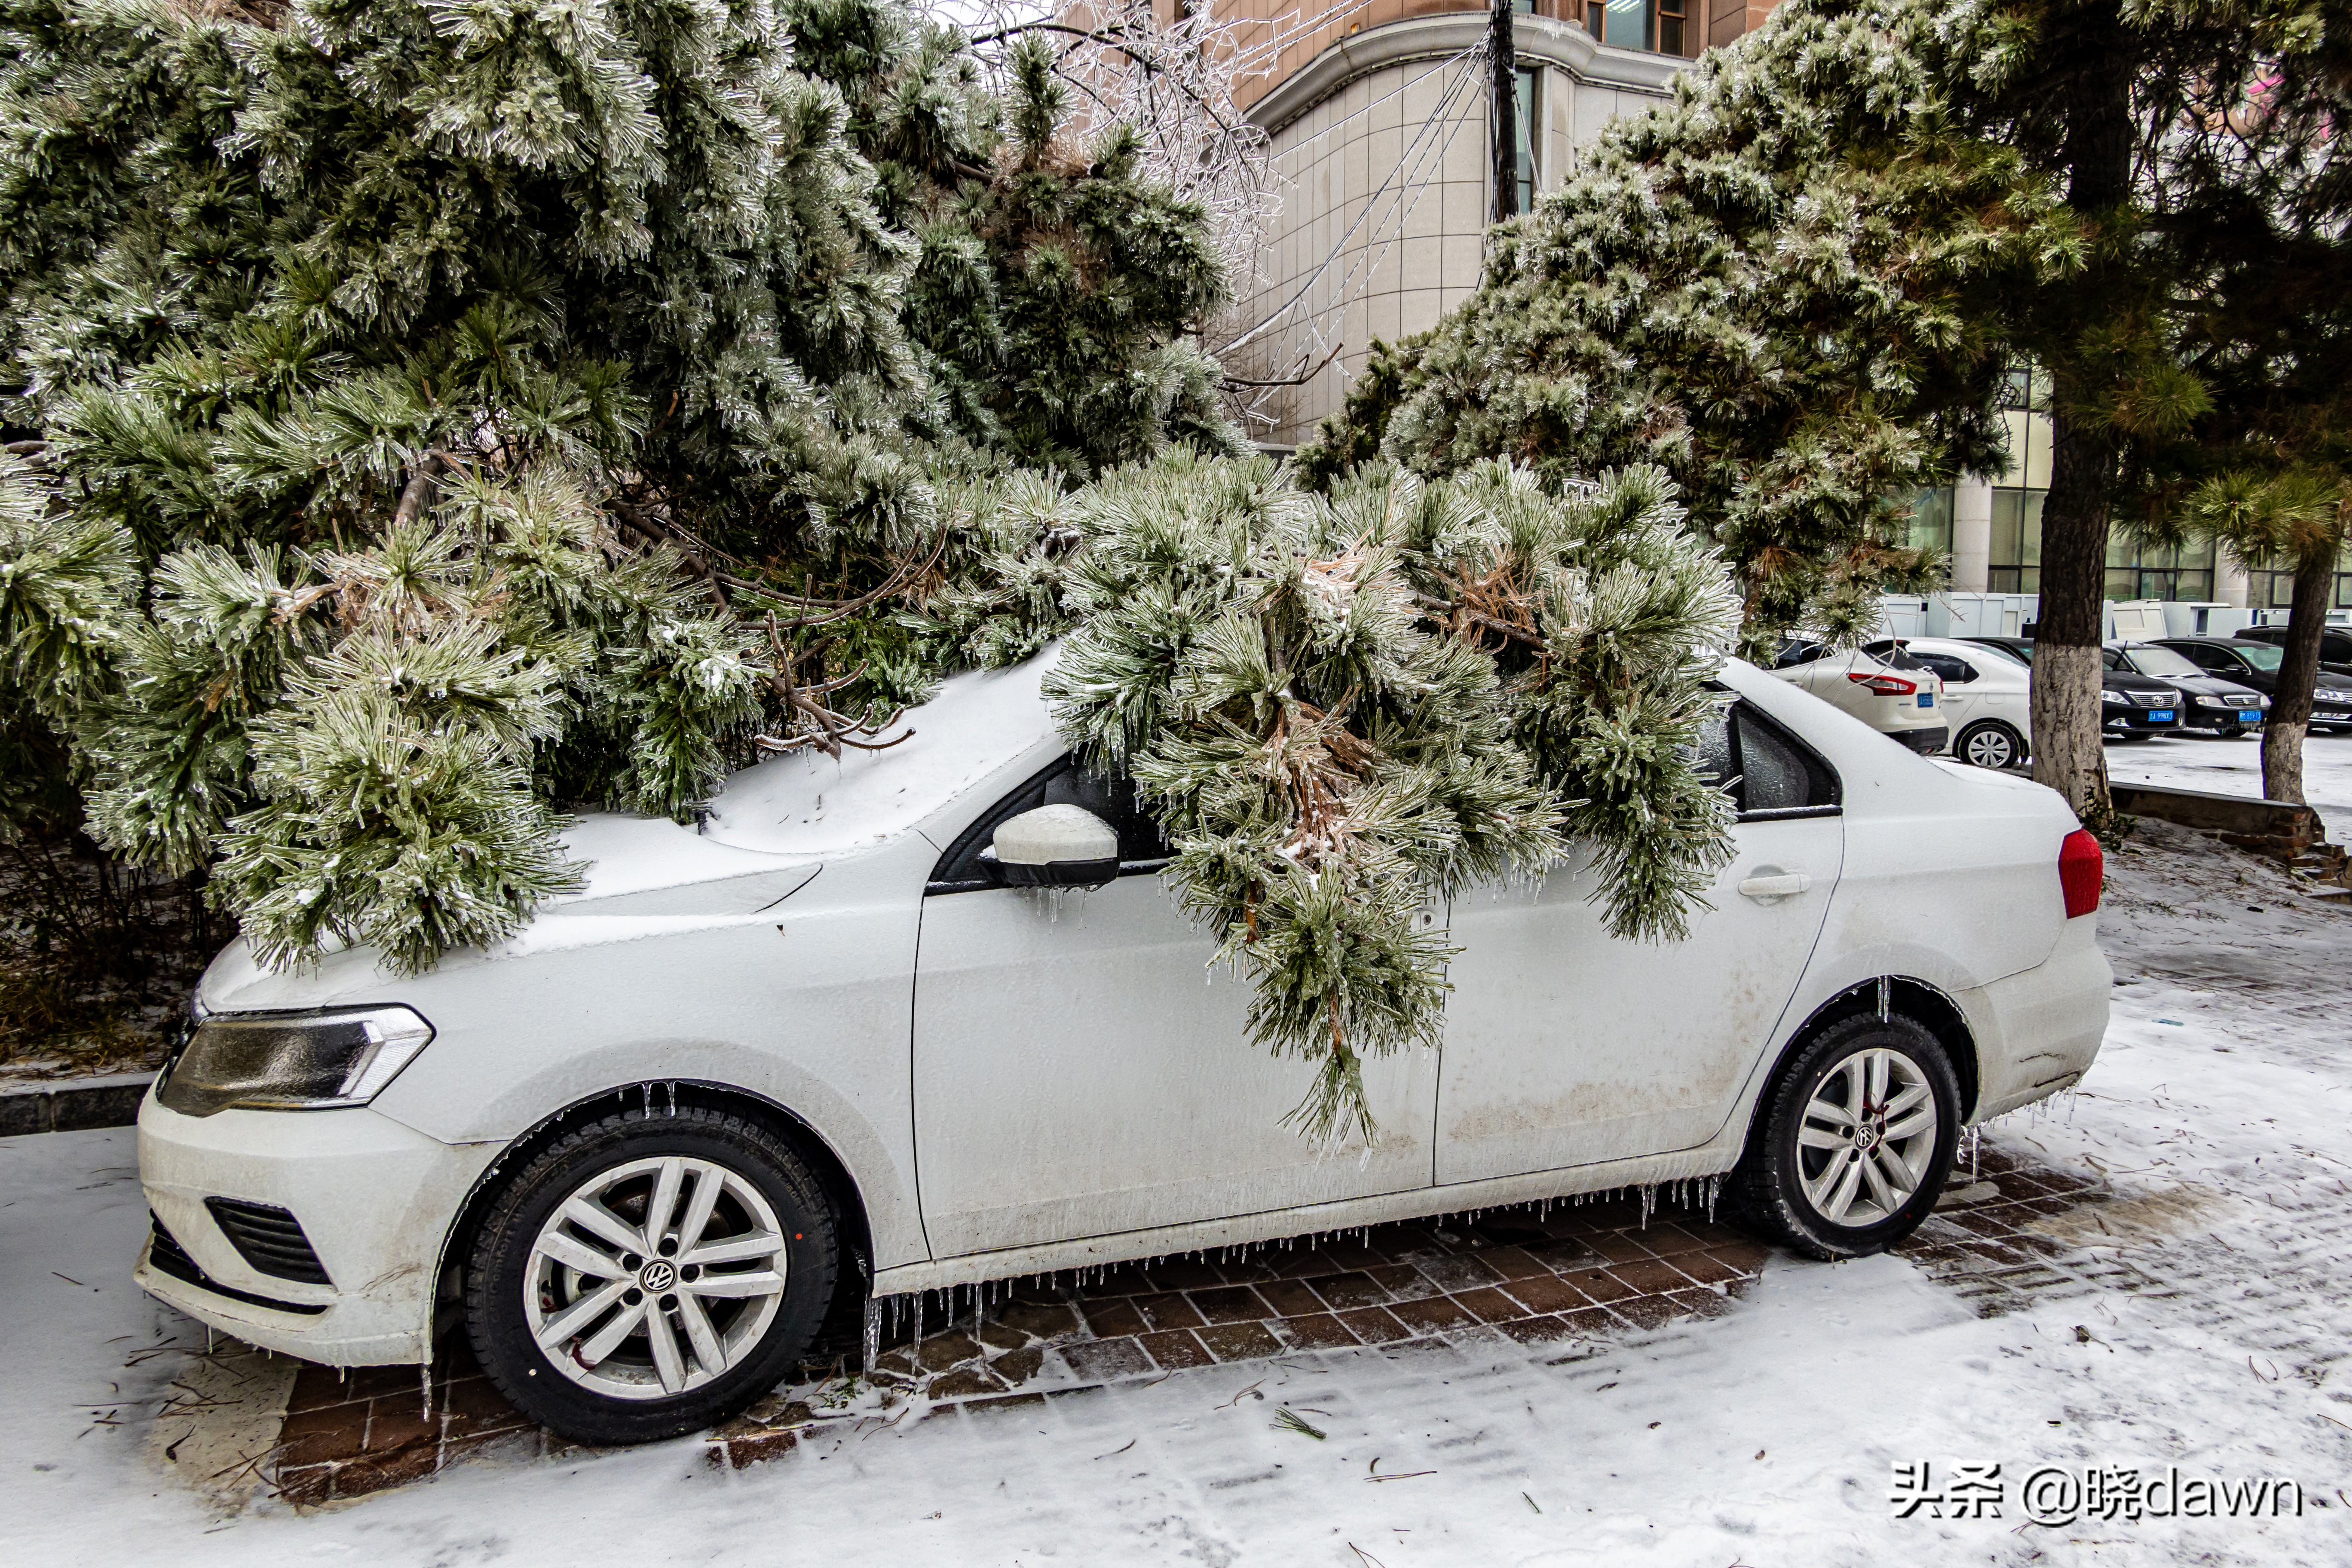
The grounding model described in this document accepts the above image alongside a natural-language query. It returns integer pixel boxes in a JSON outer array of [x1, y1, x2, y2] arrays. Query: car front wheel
[[1954, 720, 2024, 770], [465, 1106, 839, 1445], [1729, 1015, 1961, 1261]]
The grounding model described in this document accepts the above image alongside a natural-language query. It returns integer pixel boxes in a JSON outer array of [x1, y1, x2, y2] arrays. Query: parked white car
[[1863, 637, 2035, 770], [1769, 640, 1948, 754], [137, 652, 2111, 1444]]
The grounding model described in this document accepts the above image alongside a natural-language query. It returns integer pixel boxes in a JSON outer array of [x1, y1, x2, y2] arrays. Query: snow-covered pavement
[[3, 824, 2348, 1568], [2104, 728, 2352, 836]]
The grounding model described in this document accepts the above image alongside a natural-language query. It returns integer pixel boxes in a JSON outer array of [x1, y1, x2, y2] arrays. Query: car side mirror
[[983, 805, 1121, 889]]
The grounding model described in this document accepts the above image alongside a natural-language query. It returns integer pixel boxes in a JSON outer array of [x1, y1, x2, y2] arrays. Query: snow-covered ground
[[4, 824, 2348, 1568], [2104, 728, 2352, 837]]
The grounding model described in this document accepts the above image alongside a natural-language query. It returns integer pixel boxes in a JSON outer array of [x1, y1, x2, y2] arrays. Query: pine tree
[[1309, 0, 2352, 812], [0, 0, 1234, 970], [1957, 0, 2352, 810], [1301, 0, 2076, 658], [0, 0, 1744, 1135], [920, 454, 1738, 1139]]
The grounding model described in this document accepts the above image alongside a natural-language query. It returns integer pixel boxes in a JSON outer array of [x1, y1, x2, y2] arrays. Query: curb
[[0, 1072, 154, 1137]]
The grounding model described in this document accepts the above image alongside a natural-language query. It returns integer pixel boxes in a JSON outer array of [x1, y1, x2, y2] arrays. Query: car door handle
[[1738, 871, 1812, 901]]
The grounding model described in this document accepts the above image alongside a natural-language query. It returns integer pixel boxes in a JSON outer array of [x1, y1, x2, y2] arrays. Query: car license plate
[[2148, 710, 2174, 722], [2238, 710, 2260, 721], [1917, 693, 1934, 708]]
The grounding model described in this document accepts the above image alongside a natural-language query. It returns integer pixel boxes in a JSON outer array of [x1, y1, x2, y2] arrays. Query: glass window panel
[[1735, 710, 1813, 812], [1602, 0, 1649, 49], [1997, 409, 2032, 485], [1904, 486, 1954, 554], [2021, 411, 2053, 490], [1515, 67, 1538, 211], [1990, 490, 2023, 567]]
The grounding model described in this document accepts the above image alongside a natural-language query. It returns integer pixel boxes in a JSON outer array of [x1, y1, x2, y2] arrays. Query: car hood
[[194, 654, 1068, 1014], [2101, 671, 2179, 695], [2150, 672, 2265, 699]]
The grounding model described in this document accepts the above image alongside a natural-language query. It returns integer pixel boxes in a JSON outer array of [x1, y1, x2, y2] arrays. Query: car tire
[[464, 1105, 839, 1446], [1727, 1015, 1962, 1262], [1954, 720, 2025, 770]]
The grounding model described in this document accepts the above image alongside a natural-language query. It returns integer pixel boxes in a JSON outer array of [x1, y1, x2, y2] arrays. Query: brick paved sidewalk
[[268, 1143, 2129, 1504]]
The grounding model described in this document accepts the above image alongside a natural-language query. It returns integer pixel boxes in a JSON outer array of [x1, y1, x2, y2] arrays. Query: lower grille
[[145, 1213, 326, 1316], [205, 1197, 333, 1286]]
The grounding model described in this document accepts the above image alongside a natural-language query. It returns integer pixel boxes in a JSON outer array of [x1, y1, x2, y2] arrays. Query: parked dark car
[[2234, 623, 2352, 680], [2153, 637, 2352, 732], [1958, 637, 2184, 739], [2105, 643, 2269, 736], [1963, 636, 2037, 667]]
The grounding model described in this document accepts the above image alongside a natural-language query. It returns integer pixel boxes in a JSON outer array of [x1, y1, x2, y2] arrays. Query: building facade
[[1914, 367, 2350, 610], [1216, 0, 2348, 606], [1218, 0, 1780, 443]]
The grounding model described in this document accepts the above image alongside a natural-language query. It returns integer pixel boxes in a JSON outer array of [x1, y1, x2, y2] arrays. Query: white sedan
[[1770, 640, 1949, 754], [136, 653, 2111, 1445], [1864, 637, 2036, 771]]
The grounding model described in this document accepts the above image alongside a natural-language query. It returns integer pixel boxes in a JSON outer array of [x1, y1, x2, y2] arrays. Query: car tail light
[[2059, 829, 2103, 919], [1847, 672, 1918, 697]]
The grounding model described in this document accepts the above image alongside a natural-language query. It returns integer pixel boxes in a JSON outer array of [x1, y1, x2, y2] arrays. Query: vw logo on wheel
[[640, 1259, 677, 1292]]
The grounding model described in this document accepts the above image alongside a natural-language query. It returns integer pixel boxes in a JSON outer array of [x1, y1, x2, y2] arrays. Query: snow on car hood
[[698, 651, 1060, 857]]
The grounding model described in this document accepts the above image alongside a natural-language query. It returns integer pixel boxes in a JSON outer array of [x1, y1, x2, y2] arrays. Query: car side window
[[2177, 643, 2230, 671], [926, 755, 1172, 894], [1690, 698, 1841, 821], [1916, 652, 1976, 684], [1774, 641, 1824, 668]]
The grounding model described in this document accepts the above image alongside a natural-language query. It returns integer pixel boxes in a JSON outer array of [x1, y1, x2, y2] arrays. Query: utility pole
[[1490, 0, 1517, 223]]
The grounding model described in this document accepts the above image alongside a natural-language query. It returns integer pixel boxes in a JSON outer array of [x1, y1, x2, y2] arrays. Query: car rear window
[[1691, 699, 1841, 820]]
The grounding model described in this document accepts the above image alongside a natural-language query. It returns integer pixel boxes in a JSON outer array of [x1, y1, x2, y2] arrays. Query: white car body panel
[[1773, 645, 1947, 746], [141, 652, 2111, 1363], [1893, 637, 2034, 753], [1436, 810, 1842, 1182], [913, 875, 1439, 1256]]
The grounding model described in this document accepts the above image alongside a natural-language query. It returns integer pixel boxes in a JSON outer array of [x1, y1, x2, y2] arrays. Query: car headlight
[[2195, 695, 2236, 708], [156, 1005, 435, 1118]]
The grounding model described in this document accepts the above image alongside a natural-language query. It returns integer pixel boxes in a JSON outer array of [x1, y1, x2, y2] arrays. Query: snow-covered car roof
[[698, 651, 1060, 857]]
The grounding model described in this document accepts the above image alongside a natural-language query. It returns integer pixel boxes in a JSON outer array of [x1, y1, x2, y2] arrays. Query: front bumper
[[136, 1091, 499, 1366], [2102, 703, 2179, 732]]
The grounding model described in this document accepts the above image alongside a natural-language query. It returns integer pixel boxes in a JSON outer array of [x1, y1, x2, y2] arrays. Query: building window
[[1657, 0, 1688, 55], [1514, 66, 1540, 213], [1902, 486, 1955, 559], [2248, 551, 2352, 610], [1588, 0, 1650, 50], [1988, 487, 2043, 594], [1577, 0, 1696, 55], [2104, 538, 2214, 603]]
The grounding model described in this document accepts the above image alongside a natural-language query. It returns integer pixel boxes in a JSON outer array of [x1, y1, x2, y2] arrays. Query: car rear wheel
[[465, 1106, 839, 1445], [1728, 1015, 1961, 1261], [1954, 720, 2024, 770]]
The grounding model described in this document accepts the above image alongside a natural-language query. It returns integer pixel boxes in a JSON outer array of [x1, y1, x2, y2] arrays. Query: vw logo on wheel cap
[[640, 1259, 677, 1292]]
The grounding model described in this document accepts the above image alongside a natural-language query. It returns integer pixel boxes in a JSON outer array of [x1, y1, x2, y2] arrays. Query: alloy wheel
[[524, 1155, 788, 1400], [1795, 1047, 1939, 1227]]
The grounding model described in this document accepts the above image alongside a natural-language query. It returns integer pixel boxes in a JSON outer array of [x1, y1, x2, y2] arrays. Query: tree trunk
[[2027, 8, 2135, 820], [1490, 0, 1517, 224], [2030, 413, 2116, 817], [2259, 551, 2333, 804]]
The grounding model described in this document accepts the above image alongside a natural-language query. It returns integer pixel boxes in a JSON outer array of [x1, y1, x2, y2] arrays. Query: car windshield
[[2126, 646, 2203, 677], [2230, 644, 2285, 671], [698, 655, 1056, 854]]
